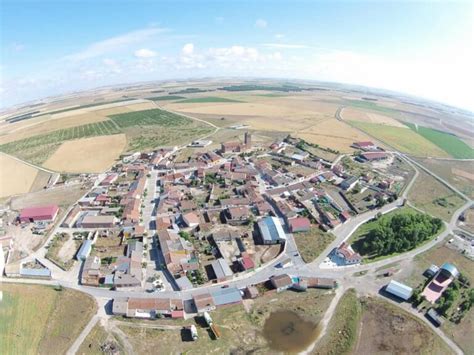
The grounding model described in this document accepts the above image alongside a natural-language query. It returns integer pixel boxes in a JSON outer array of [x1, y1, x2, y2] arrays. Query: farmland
[[0, 152, 40, 198], [0, 120, 121, 164], [350, 121, 450, 157], [0, 284, 96, 355], [406, 123, 474, 159], [108, 108, 191, 128], [344, 99, 401, 117], [43, 134, 127, 173], [147, 95, 185, 101], [0, 107, 213, 167], [342, 106, 408, 128], [177, 96, 243, 103], [408, 169, 466, 221], [414, 158, 474, 199]]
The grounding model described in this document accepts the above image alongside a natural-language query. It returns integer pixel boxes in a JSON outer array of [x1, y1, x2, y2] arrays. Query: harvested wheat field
[[342, 107, 407, 128], [0, 152, 39, 198], [296, 119, 374, 152], [43, 134, 126, 173]]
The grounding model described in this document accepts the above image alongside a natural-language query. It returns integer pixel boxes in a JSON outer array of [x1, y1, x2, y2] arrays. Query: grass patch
[[176, 96, 243, 103], [406, 123, 474, 159], [350, 121, 449, 157], [409, 169, 466, 221], [314, 289, 361, 355], [294, 227, 334, 262], [146, 95, 186, 101], [0, 284, 96, 355]]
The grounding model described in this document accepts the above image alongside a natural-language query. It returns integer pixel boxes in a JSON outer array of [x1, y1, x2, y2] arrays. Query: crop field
[[414, 158, 474, 199], [0, 284, 96, 355], [109, 108, 191, 128], [296, 118, 374, 153], [342, 107, 407, 128], [0, 153, 40, 198], [147, 95, 186, 101], [0, 120, 121, 164], [406, 123, 474, 159], [408, 169, 466, 221], [350, 121, 450, 157], [177, 96, 243, 103], [344, 99, 401, 117], [43, 134, 127, 173], [353, 297, 453, 355]]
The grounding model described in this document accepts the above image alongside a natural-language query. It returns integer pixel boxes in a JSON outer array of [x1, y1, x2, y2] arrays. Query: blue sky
[[1, 0, 473, 110]]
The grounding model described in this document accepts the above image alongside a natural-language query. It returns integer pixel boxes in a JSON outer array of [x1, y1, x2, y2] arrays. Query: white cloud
[[64, 27, 165, 61], [263, 43, 309, 49], [134, 48, 157, 58], [255, 19, 267, 28], [274, 34, 285, 40], [182, 43, 194, 55]]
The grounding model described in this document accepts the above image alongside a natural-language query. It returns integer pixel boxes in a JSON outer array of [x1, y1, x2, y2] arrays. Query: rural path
[[66, 314, 100, 355], [0, 151, 57, 175]]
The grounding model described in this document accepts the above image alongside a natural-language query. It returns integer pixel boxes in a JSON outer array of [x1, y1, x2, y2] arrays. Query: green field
[[0, 284, 96, 355], [345, 99, 400, 116], [350, 121, 450, 157], [176, 96, 243, 103], [146, 95, 185, 101], [406, 123, 474, 159], [109, 108, 190, 128], [0, 120, 121, 164]]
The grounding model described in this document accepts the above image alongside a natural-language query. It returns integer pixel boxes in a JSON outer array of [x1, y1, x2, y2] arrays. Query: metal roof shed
[[211, 287, 242, 307], [385, 280, 413, 301], [76, 240, 93, 261]]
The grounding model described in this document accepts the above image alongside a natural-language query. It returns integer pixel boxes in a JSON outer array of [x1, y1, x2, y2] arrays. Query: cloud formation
[[134, 48, 157, 58]]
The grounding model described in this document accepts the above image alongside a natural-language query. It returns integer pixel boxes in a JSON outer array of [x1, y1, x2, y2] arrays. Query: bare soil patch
[[43, 134, 126, 173], [354, 297, 453, 355]]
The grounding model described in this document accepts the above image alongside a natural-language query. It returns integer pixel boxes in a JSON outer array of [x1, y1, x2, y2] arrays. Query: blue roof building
[[258, 217, 287, 245], [211, 287, 242, 307], [440, 263, 459, 278]]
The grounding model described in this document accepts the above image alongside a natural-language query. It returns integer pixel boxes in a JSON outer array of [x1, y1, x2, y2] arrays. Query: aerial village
[[0, 130, 465, 330]]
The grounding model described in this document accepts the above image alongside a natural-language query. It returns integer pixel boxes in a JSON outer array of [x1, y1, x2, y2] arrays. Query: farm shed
[[19, 205, 59, 223], [385, 280, 413, 301], [76, 239, 93, 261]]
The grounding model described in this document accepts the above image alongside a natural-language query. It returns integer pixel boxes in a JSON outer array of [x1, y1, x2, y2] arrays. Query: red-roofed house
[[19, 205, 59, 223], [288, 217, 311, 233], [239, 253, 255, 271]]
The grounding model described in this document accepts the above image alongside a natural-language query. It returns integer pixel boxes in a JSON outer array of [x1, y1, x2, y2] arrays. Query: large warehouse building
[[257, 216, 287, 244], [19, 205, 59, 223]]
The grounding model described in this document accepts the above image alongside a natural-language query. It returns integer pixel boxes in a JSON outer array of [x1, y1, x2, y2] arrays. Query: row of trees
[[360, 211, 443, 257]]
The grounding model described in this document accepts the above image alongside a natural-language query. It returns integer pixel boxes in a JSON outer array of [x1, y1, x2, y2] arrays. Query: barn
[[19, 205, 59, 223]]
